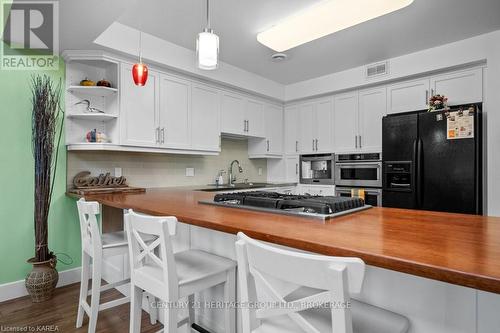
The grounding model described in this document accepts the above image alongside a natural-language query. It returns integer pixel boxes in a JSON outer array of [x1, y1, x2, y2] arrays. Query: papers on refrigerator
[[447, 110, 474, 140]]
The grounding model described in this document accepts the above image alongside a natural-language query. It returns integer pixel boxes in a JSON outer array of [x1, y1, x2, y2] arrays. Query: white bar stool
[[235, 232, 410, 333], [125, 209, 237, 333], [75, 199, 157, 333]]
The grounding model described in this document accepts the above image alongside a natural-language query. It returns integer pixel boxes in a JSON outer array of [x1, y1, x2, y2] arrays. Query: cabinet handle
[[312, 140, 315, 151], [155, 127, 160, 143], [358, 135, 362, 149], [296, 163, 298, 175], [243, 120, 246, 132], [161, 128, 165, 144], [355, 135, 358, 149], [266, 140, 270, 152], [425, 90, 429, 105], [247, 120, 250, 133], [296, 141, 298, 152], [315, 139, 318, 151], [431, 88, 435, 97]]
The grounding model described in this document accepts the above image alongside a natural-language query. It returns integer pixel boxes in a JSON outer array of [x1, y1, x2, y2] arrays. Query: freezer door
[[382, 113, 418, 208], [418, 111, 478, 214]]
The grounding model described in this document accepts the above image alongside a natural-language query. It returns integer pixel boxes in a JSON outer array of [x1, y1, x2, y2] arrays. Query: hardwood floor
[[0, 282, 162, 332]]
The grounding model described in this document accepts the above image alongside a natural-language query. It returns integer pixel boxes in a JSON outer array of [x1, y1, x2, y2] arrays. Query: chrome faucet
[[228, 160, 243, 186]]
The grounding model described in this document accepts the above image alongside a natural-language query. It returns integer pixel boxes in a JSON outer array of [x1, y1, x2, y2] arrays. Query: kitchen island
[[74, 188, 500, 333]]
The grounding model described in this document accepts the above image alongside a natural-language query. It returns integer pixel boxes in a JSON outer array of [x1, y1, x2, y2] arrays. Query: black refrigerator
[[382, 104, 482, 214]]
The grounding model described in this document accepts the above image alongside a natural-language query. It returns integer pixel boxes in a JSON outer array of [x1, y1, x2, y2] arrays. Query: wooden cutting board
[[68, 186, 146, 196]]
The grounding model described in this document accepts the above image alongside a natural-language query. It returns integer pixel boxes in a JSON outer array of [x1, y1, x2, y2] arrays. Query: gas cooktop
[[199, 191, 371, 220]]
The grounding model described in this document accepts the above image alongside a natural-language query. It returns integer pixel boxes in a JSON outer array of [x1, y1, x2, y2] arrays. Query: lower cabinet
[[296, 185, 335, 196]]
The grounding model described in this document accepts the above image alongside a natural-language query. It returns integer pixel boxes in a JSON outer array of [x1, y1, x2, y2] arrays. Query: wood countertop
[[77, 188, 500, 294]]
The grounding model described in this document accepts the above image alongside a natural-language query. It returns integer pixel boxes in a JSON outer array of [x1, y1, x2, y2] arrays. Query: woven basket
[[25, 257, 59, 303]]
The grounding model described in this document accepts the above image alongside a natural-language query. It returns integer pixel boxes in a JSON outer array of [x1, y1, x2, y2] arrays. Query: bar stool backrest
[[77, 199, 102, 256], [125, 210, 178, 300], [235, 232, 366, 333]]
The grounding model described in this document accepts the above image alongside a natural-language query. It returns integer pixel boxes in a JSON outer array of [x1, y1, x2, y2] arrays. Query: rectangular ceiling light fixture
[[257, 0, 414, 52]]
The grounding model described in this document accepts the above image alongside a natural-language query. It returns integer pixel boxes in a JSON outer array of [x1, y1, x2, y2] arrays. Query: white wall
[[285, 30, 500, 216]]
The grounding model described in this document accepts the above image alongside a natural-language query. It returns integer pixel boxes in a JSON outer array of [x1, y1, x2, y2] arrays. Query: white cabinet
[[245, 99, 265, 137], [221, 92, 245, 135], [315, 99, 334, 153], [159, 74, 191, 149], [191, 84, 221, 152], [285, 155, 299, 183], [298, 99, 333, 154], [430, 68, 483, 105], [248, 104, 283, 158], [284, 106, 300, 154], [358, 87, 386, 151], [220, 93, 265, 138], [299, 103, 315, 153], [120, 63, 159, 147], [333, 92, 358, 152], [387, 78, 429, 114], [296, 185, 335, 196]]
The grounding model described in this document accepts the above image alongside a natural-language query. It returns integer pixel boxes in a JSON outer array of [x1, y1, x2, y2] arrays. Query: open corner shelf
[[67, 113, 118, 121], [67, 86, 118, 97]]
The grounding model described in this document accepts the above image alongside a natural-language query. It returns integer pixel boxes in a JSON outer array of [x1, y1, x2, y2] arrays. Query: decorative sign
[[73, 171, 127, 189]]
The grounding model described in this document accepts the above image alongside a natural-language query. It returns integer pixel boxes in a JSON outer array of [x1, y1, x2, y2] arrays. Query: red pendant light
[[132, 32, 148, 86]]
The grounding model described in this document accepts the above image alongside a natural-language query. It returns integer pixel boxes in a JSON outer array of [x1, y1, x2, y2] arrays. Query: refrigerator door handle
[[416, 138, 423, 209]]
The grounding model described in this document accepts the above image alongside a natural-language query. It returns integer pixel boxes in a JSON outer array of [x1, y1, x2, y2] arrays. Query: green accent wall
[[0, 42, 81, 284]]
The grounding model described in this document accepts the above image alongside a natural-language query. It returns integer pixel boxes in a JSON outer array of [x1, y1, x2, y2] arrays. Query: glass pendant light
[[132, 31, 149, 86], [197, 0, 219, 70]]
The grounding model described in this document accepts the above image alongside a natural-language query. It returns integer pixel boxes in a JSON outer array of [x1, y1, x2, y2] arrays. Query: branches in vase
[[30, 75, 63, 262]]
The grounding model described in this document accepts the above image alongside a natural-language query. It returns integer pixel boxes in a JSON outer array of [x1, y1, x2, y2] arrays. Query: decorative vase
[[25, 256, 58, 303]]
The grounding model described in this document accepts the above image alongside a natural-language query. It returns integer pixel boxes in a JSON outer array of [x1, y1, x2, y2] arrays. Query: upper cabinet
[[248, 103, 283, 158], [430, 68, 483, 106], [333, 92, 358, 152], [159, 74, 191, 149], [220, 93, 265, 138], [245, 99, 265, 138], [284, 106, 300, 155], [121, 63, 160, 147], [358, 87, 386, 151], [191, 84, 221, 152], [387, 68, 483, 115], [221, 92, 245, 135], [387, 78, 429, 114], [297, 99, 333, 154]]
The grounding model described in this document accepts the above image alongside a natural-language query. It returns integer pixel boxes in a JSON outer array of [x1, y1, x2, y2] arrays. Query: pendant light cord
[[206, 0, 210, 29], [139, 31, 143, 63]]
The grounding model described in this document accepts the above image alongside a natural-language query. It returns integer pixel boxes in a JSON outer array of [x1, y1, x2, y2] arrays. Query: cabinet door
[[285, 156, 300, 183], [387, 79, 429, 114], [192, 84, 221, 152], [284, 106, 300, 154], [120, 63, 159, 147], [246, 99, 265, 138], [315, 98, 333, 153], [221, 92, 245, 135], [266, 104, 283, 154], [333, 92, 358, 152], [159, 74, 191, 149], [358, 87, 386, 151], [299, 103, 315, 153], [430, 68, 482, 105]]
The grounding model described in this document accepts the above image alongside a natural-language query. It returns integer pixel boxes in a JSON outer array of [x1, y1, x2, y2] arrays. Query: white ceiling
[[116, 0, 500, 84]]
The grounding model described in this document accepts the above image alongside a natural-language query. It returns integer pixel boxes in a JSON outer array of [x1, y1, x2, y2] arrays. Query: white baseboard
[[0, 267, 81, 303]]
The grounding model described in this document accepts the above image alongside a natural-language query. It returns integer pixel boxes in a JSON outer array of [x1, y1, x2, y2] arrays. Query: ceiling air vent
[[366, 61, 389, 78]]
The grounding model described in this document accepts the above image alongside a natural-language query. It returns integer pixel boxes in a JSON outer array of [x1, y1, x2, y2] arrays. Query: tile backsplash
[[67, 138, 267, 188]]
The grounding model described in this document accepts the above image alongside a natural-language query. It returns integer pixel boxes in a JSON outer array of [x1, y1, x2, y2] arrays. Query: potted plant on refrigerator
[[25, 75, 63, 302]]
